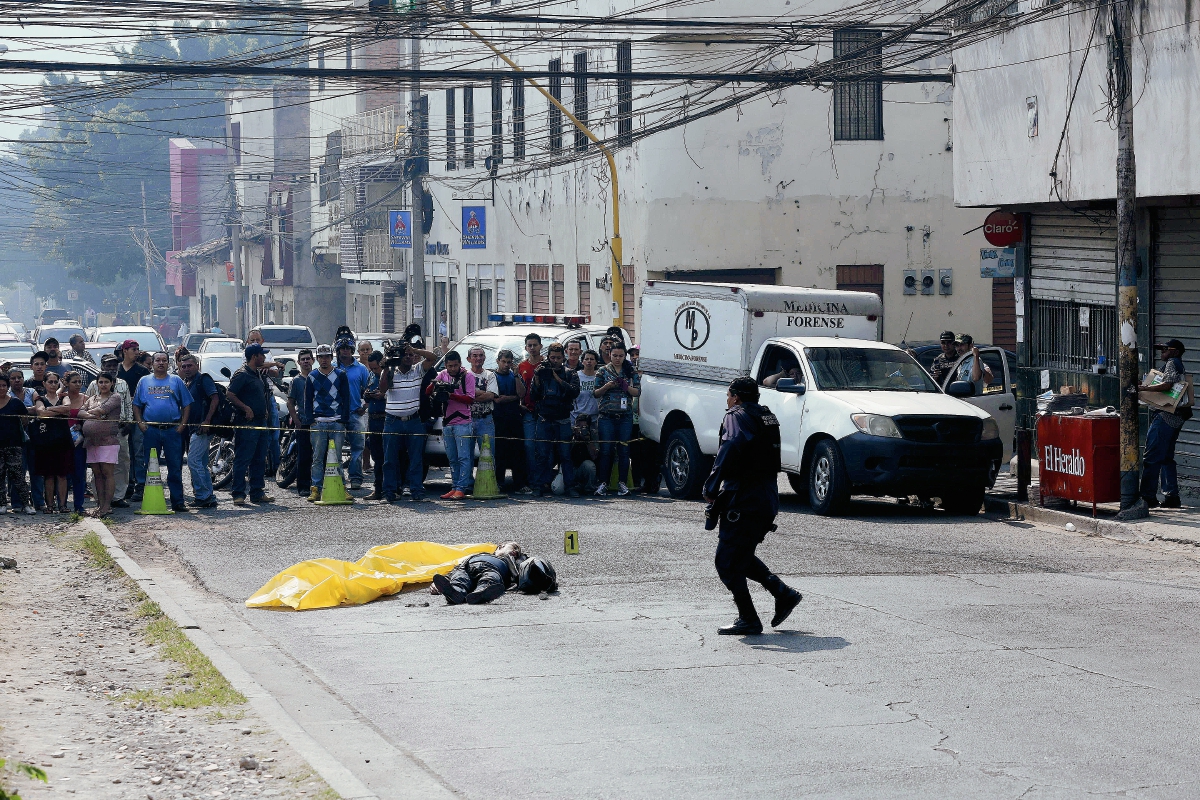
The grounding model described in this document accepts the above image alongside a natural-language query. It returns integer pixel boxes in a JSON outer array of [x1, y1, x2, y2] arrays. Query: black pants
[[714, 513, 783, 623], [295, 424, 313, 493], [493, 413, 526, 489], [367, 414, 385, 493], [445, 560, 507, 604], [629, 424, 661, 493]]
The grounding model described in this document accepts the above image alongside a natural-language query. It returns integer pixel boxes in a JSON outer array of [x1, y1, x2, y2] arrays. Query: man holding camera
[[530, 342, 580, 497], [379, 337, 437, 503]]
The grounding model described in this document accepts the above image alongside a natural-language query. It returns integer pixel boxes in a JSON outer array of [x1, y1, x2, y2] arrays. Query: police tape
[[123, 418, 649, 445]]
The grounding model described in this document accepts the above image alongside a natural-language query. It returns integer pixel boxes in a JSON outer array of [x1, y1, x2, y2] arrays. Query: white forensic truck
[[637, 281, 1005, 515]]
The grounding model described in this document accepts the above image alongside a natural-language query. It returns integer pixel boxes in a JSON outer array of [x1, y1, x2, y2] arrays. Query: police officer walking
[[703, 377, 803, 636]]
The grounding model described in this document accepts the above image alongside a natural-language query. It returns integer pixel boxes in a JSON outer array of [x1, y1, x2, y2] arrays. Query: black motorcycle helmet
[[517, 557, 558, 594]]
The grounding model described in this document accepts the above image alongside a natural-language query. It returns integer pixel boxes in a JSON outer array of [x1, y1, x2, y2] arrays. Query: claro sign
[[983, 211, 1024, 247]]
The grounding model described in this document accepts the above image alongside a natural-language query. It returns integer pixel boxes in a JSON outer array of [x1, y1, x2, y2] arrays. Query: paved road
[[116, 480, 1200, 799]]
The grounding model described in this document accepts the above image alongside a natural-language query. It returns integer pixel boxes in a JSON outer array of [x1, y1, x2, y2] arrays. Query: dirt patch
[[0, 519, 335, 799]]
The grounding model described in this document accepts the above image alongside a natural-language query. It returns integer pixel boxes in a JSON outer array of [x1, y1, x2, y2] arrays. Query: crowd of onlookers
[[0, 322, 656, 516]]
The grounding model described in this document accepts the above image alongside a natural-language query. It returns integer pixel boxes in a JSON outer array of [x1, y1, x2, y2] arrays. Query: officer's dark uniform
[[704, 400, 802, 634]]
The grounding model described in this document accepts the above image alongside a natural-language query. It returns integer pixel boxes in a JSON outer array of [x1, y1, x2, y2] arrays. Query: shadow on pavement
[[744, 632, 851, 653]]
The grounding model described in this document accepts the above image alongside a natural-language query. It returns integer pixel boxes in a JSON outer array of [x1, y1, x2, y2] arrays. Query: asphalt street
[[114, 478, 1200, 799]]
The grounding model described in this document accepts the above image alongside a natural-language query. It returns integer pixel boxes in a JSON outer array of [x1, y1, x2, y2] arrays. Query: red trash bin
[[1036, 414, 1120, 515]]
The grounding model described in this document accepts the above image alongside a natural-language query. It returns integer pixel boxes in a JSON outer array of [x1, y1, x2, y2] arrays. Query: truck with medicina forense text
[[637, 281, 1004, 515]]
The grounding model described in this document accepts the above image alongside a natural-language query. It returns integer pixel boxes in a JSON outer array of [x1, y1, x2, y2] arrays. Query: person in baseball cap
[[121, 339, 140, 353], [244, 342, 270, 359], [925, 331, 957, 384]]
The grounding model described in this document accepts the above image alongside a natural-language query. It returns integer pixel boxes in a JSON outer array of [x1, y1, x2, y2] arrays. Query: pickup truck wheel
[[942, 485, 985, 515], [663, 429, 708, 499], [808, 440, 850, 515]]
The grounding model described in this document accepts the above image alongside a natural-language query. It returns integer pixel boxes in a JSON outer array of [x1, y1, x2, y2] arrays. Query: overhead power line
[[0, 58, 953, 84]]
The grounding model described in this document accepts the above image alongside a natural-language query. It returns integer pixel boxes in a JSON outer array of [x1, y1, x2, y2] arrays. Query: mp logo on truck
[[674, 302, 711, 351], [1044, 445, 1086, 477]]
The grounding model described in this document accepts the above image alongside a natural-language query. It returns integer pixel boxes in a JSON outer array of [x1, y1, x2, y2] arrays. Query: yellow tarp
[[246, 541, 495, 611]]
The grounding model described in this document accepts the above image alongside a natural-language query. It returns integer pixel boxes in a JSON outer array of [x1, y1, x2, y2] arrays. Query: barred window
[[548, 58, 563, 154], [490, 76, 503, 165], [617, 41, 633, 148], [573, 51, 588, 153], [463, 85, 474, 168], [445, 88, 456, 170], [833, 29, 883, 141], [512, 78, 525, 160]]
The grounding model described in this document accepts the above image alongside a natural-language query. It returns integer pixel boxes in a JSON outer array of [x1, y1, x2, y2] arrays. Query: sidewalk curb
[[984, 497, 1169, 544], [79, 518, 458, 800]]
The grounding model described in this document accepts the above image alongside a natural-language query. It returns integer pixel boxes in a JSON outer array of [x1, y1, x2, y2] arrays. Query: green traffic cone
[[314, 439, 354, 505], [608, 460, 620, 491], [472, 434, 505, 500], [136, 448, 173, 515]]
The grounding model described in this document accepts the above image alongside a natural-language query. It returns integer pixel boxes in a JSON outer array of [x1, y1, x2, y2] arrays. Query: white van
[[638, 282, 1004, 515]]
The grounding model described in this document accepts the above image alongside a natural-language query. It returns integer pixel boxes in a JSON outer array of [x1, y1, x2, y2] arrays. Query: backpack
[[208, 381, 238, 431]]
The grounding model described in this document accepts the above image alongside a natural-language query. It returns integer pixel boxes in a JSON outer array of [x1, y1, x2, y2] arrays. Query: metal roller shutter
[[530, 264, 550, 314], [1029, 211, 1117, 305], [1153, 207, 1200, 493]]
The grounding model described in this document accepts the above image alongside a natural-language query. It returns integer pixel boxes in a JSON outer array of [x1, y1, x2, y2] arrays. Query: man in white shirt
[[467, 346, 499, 493], [379, 339, 437, 503]]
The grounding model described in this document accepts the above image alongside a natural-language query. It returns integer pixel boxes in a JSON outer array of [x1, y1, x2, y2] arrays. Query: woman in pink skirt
[[79, 372, 122, 517]]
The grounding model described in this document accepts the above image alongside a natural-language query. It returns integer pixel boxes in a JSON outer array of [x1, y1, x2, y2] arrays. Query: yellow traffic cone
[[472, 434, 505, 500], [135, 448, 173, 515], [314, 438, 353, 505], [608, 460, 620, 492]]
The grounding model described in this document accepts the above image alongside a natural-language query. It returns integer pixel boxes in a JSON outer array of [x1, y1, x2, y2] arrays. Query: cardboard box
[[1138, 369, 1194, 414]]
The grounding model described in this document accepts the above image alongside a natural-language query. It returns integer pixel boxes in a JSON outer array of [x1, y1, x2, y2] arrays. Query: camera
[[381, 337, 409, 368]]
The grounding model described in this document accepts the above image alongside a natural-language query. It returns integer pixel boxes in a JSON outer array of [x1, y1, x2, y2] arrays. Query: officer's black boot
[[718, 593, 764, 635], [764, 575, 803, 628]]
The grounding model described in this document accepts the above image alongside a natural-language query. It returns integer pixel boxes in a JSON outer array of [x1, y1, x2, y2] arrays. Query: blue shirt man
[[132, 352, 191, 511], [335, 338, 370, 488]]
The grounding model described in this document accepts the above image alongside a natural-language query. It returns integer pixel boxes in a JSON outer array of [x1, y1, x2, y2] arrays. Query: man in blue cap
[[225, 343, 275, 507]]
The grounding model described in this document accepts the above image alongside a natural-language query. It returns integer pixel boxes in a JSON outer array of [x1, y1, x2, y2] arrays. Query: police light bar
[[487, 314, 591, 326]]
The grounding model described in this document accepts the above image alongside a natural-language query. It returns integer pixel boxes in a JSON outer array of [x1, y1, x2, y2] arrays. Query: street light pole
[[432, 1, 625, 327]]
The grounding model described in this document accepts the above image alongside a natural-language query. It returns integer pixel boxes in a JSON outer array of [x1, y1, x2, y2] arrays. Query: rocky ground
[[0, 517, 334, 800]]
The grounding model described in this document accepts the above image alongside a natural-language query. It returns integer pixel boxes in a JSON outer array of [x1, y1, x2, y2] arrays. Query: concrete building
[[166, 138, 227, 323], [954, 0, 1200, 491], [340, 1, 1008, 348]]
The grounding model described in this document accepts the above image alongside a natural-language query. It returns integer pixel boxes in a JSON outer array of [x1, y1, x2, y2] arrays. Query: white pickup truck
[[638, 282, 1004, 515]]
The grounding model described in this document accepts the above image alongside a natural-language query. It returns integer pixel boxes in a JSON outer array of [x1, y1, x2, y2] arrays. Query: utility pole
[[230, 173, 246, 340], [1113, 0, 1146, 520], [141, 181, 153, 326], [408, 1, 428, 337]]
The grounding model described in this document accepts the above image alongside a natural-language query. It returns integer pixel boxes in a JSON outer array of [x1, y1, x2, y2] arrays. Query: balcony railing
[[342, 105, 403, 158]]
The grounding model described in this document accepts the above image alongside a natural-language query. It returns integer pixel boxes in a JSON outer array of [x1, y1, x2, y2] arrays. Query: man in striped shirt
[[379, 339, 437, 503]]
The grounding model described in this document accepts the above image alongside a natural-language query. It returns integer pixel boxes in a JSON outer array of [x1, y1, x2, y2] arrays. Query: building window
[[577, 264, 590, 316], [835, 265, 884, 302], [345, 36, 353, 70], [319, 130, 341, 205], [414, 94, 429, 160], [833, 29, 883, 141], [445, 88, 456, 170], [317, 47, 325, 93], [515, 264, 528, 312], [552, 264, 565, 314], [463, 85, 474, 168], [617, 41, 632, 148], [548, 58, 563, 154], [573, 52, 588, 153], [512, 78, 525, 161], [490, 77, 503, 166], [531, 264, 550, 313]]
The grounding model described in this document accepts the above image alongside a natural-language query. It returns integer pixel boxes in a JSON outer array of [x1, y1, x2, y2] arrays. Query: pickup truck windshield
[[804, 347, 939, 392]]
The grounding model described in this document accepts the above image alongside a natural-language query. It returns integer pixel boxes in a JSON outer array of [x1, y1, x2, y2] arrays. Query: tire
[[786, 472, 807, 497], [942, 484, 985, 515], [662, 428, 710, 499], [208, 438, 236, 491], [808, 439, 850, 516], [276, 430, 296, 488]]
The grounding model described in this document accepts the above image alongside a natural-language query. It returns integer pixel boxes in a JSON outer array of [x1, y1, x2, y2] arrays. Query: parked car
[[0, 341, 36, 362], [637, 281, 1003, 515], [90, 326, 166, 354], [250, 325, 319, 361], [84, 341, 121, 361], [11, 358, 101, 390], [34, 322, 86, 347], [182, 332, 224, 352], [0, 322, 28, 342], [38, 308, 73, 326], [197, 337, 246, 355]]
